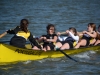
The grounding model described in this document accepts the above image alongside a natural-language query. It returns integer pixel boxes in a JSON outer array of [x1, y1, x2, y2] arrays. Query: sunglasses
[[49, 29, 54, 30]]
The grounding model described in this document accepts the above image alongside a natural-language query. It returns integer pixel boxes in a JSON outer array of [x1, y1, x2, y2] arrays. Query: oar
[[0, 41, 10, 43], [58, 49, 78, 62], [0, 41, 30, 43]]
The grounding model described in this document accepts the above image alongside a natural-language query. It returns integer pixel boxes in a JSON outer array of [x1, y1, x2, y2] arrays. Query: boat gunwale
[[1, 42, 100, 51]]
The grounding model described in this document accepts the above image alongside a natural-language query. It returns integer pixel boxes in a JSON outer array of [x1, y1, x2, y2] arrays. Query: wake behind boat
[[0, 43, 100, 65]]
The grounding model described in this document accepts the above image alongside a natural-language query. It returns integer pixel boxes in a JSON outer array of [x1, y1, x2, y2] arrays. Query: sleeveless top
[[42, 34, 57, 45]]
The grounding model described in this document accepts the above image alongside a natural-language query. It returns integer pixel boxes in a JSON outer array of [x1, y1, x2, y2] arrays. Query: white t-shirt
[[58, 31, 79, 43]]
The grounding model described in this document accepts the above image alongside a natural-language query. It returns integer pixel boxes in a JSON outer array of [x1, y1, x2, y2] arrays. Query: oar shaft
[[59, 50, 78, 62], [0, 41, 10, 43]]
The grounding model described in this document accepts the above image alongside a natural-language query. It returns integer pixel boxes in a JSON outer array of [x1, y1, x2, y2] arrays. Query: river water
[[0, 0, 100, 75]]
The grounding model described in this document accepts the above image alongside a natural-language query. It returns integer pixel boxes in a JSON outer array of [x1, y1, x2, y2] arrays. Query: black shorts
[[81, 36, 90, 47], [43, 43, 55, 50], [60, 41, 73, 49]]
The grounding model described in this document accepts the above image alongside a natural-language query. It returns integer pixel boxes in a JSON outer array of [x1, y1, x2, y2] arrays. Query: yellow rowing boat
[[0, 43, 100, 65]]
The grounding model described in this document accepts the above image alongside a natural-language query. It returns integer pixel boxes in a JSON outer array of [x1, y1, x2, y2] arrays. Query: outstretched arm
[[0, 32, 7, 38], [0, 26, 19, 38]]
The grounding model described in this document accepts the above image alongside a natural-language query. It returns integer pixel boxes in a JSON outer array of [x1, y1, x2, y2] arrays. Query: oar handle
[[60, 32, 66, 34], [56, 32, 66, 36]]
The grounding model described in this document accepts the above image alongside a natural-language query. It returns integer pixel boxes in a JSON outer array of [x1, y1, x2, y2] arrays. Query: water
[[0, 0, 100, 75]]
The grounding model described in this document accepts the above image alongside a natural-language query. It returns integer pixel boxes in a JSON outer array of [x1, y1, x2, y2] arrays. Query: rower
[[38, 24, 57, 51], [75, 23, 97, 48], [55, 27, 79, 50], [7, 19, 41, 49]]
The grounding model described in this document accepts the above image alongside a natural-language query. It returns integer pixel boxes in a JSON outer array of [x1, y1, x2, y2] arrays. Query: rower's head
[[87, 23, 96, 32], [69, 27, 77, 36], [46, 24, 56, 34], [20, 19, 29, 33]]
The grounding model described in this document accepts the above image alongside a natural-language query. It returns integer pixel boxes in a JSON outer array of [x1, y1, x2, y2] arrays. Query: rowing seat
[[25, 44, 32, 49]]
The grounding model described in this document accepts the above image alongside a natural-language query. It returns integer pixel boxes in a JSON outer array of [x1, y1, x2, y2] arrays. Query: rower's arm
[[0, 32, 7, 38], [86, 31, 97, 38], [69, 32, 79, 41], [77, 32, 83, 36], [46, 35, 58, 42], [28, 33, 41, 49], [7, 26, 20, 34]]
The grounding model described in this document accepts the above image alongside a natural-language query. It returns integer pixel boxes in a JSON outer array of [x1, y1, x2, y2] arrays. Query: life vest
[[16, 31, 30, 40], [65, 36, 75, 42], [83, 34, 92, 39], [81, 31, 96, 44], [43, 34, 57, 44], [83, 31, 95, 40], [65, 36, 76, 46]]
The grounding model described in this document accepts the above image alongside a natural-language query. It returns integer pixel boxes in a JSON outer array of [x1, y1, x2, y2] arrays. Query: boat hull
[[0, 43, 100, 64]]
